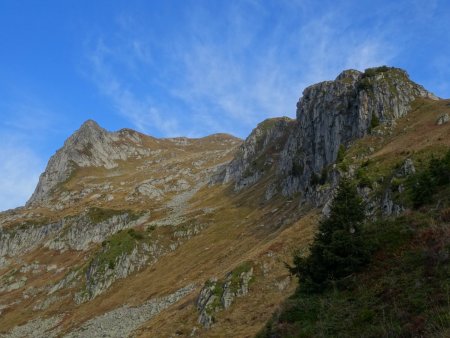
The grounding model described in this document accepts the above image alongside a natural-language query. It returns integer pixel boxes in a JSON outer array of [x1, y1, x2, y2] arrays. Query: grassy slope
[[259, 99, 450, 337], [0, 134, 242, 332], [260, 209, 450, 337], [0, 99, 449, 337]]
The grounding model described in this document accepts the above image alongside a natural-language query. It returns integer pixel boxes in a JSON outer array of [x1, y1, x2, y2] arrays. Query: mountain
[[0, 66, 449, 337]]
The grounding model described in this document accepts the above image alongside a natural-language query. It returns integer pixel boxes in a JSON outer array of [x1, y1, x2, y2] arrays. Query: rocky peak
[[335, 69, 362, 82], [79, 119, 102, 131], [66, 119, 108, 149], [295, 66, 437, 171], [282, 66, 438, 202], [26, 120, 148, 206], [217, 66, 439, 205], [281, 67, 437, 202]]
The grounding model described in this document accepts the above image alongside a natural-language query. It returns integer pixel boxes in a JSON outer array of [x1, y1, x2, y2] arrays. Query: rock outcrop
[[27, 121, 153, 206], [196, 263, 254, 328], [0, 210, 148, 259], [74, 245, 149, 304], [212, 117, 295, 190], [436, 113, 450, 125], [216, 66, 439, 206], [0, 221, 64, 258]]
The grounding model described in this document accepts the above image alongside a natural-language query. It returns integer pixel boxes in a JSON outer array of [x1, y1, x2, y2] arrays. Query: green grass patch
[[230, 261, 254, 293], [96, 228, 145, 270]]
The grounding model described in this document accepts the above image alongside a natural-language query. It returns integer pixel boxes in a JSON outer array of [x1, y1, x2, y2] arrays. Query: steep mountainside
[[0, 66, 449, 337], [216, 67, 438, 205]]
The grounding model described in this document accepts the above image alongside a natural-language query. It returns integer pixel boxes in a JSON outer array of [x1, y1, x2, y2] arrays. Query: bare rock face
[[212, 117, 295, 190], [26, 120, 151, 206], [217, 66, 438, 206], [279, 67, 437, 202], [436, 113, 450, 125], [196, 263, 254, 328]]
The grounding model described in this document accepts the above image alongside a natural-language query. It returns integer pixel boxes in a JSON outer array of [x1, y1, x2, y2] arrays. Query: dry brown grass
[[1, 98, 449, 336]]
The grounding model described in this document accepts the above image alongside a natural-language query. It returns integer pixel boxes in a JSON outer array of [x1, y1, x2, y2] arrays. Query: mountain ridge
[[1, 65, 449, 337], [26, 120, 241, 207], [215, 66, 439, 207]]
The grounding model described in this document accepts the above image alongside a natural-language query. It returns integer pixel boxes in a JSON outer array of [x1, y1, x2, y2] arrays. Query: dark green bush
[[291, 161, 304, 177], [409, 150, 450, 208], [370, 114, 380, 131], [127, 228, 144, 240], [363, 66, 391, 78], [356, 168, 372, 188], [310, 172, 320, 186], [319, 168, 328, 185], [336, 144, 346, 163]]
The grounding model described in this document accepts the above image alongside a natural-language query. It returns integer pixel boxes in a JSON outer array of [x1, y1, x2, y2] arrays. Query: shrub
[[356, 168, 372, 188], [310, 172, 320, 186], [363, 66, 391, 78], [127, 228, 144, 240], [409, 149, 450, 208], [336, 144, 346, 163], [319, 168, 328, 185], [370, 115, 380, 131], [411, 170, 435, 208], [291, 161, 304, 177]]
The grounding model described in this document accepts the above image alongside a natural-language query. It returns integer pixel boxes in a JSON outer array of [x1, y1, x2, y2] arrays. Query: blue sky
[[0, 0, 449, 211]]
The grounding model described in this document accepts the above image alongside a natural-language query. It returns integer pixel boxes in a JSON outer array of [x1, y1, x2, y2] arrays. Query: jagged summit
[[28, 67, 438, 207], [71, 119, 106, 141], [335, 69, 362, 81], [26, 119, 242, 207], [217, 66, 439, 204], [27, 120, 150, 206], [79, 119, 102, 129]]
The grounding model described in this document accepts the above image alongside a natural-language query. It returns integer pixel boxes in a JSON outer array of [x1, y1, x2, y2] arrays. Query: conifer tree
[[290, 178, 370, 292]]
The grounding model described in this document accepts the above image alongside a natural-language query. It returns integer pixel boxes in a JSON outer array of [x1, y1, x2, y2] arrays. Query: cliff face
[[214, 117, 295, 191], [217, 67, 438, 205]]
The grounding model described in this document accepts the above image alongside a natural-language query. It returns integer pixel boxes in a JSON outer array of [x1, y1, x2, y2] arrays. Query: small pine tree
[[289, 178, 370, 292], [336, 144, 346, 163]]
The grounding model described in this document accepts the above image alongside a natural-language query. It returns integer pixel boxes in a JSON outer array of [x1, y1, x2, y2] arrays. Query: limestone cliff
[[217, 66, 438, 206]]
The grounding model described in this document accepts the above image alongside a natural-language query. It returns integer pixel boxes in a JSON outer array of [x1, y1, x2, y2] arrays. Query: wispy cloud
[[85, 40, 182, 136], [1, 102, 60, 137], [169, 3, 395, 129], [0, 93, 65, 211], [0, 140, 44, 211], [83, 2, 400, 138]]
